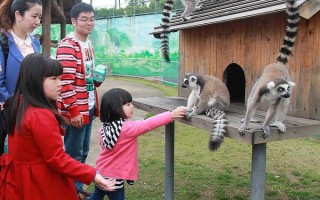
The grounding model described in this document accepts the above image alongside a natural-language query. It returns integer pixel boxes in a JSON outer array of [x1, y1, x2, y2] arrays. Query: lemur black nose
[[282, 93, 290, 98], [181, 84, 188, 88]]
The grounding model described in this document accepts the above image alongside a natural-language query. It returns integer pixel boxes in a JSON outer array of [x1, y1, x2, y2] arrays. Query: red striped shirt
[[56, 37, 99, 124]]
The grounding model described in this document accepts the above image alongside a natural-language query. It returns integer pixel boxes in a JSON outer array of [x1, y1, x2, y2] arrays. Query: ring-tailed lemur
[[160, 0, 217, 62], [160, 0, 173, 63], [239, 0, 299, 139], [181, 73, 230, 151]]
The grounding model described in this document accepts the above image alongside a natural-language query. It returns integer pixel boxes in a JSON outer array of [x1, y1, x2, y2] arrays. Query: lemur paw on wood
[[181, 73, 230, 151]]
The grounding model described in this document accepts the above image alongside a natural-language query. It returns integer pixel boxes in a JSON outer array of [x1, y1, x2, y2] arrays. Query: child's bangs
[[121, 90, 133, 104], [44, 58, 63, 77]]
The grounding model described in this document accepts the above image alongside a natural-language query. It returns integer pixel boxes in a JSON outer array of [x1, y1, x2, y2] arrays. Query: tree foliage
[[95, 0, 184, 18]]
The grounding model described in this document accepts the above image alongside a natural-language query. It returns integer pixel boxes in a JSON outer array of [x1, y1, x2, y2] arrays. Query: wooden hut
[[143, 2, 320, 198], [152, 0, 320, 121]]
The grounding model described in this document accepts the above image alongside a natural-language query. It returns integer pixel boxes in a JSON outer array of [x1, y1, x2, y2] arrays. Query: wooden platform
[[133, 96, 320, 199], [133, 97, 320, 144]]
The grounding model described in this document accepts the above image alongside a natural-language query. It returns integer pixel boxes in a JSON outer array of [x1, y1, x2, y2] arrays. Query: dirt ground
[[86, 77, 164, 166]]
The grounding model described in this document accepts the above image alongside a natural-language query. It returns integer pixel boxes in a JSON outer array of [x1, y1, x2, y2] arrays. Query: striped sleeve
[[56, 40, 80, 118]]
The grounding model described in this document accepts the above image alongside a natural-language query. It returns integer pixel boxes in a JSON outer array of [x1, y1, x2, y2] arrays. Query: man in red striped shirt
[[56, 2, 100, 199]]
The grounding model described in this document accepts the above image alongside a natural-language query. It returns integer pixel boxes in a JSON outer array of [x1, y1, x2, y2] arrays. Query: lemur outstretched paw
[[262, 126, 270, 139], [184, 108, 194, 121], [238, 125, 248, 136]]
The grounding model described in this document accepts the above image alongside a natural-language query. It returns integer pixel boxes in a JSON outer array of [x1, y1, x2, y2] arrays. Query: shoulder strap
[[0, 32, 9, 64]]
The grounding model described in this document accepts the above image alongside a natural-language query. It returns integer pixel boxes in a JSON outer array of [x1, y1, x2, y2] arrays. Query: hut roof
[[151, 0, 318, 37]]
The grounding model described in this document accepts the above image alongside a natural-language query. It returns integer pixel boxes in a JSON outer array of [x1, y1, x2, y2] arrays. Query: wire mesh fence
[[96, 58, 179, 86]]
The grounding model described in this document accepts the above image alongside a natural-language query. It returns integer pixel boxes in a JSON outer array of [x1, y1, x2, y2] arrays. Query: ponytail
[[0, 0, 14, 31]]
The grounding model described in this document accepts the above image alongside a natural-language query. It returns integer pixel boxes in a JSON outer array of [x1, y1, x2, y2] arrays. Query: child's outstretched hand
[[171, 106, 188, 119], [94, 173, 117, 191]]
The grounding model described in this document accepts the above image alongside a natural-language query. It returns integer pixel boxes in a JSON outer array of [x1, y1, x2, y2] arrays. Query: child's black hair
[[100, 88, 132, 123], [5, 53, 65, 134]]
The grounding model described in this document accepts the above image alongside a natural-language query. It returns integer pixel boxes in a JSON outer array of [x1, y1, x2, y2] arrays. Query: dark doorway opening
[[223, 63, 246, 103]]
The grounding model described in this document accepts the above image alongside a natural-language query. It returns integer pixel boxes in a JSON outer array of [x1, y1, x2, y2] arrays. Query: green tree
[[143, 0, 185, 14], [128, 0, 148, 6], [95, 0, 184, 18], [125, 0, 148, 15]]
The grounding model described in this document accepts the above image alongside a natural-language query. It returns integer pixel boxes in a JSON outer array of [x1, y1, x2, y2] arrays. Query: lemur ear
[[289, 81, 296, 87], [186, 73, 191, 75], [266, 81, 275, 89]]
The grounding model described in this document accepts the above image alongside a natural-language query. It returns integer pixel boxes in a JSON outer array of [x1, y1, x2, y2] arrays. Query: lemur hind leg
[[195, 96, 212, 115], [207, 97, 226, 111], [270, 98, 290, 133], [240, 102, 260, 123], [239, 98, 259, 135], [181, 0, 202, 21], [247, 87, 261, 123], [262, 101, 280, 139], [181, 3, 196, 21], [240, 89, 261, 124], [204, 98, 225, 118], [195, 2, 203, 11]]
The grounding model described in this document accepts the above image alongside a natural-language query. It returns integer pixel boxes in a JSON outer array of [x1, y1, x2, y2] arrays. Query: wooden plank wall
[[178, 12, 320, 120]]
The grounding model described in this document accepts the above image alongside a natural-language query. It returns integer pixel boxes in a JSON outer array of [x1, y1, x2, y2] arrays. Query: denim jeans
[[89, 185, 125, 200], [64, 107, 95, 193]]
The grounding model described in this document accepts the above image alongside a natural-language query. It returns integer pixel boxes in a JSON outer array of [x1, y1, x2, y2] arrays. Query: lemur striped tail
[[206, 108, 228, 151], [276, 0, 300, 65], [160, 0, 173, 63]]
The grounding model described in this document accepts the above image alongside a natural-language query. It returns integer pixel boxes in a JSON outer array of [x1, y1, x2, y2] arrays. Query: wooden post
[[41, 0, 51, 56], [56, 0, 66, 40]]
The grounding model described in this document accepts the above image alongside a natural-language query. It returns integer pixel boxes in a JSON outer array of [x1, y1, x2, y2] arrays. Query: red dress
[[0, 107, 96, 200]]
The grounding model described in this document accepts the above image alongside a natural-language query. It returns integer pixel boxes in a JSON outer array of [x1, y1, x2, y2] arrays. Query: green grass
[[90, 77, 320, 200], [108, 76, 178, 97]]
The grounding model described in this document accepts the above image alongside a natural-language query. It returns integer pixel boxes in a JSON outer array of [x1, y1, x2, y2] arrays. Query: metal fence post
[[165, 122, 175, 200]]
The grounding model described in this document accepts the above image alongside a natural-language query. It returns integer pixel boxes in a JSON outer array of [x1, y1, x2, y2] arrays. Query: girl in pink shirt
[[90, 88, 187, 200]]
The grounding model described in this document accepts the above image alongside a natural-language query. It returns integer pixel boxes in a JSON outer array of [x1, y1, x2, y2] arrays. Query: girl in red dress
[[0, 53, 116, 200]]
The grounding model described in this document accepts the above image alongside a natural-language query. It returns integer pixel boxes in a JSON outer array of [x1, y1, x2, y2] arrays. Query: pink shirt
[[95, 111, 173, 180]]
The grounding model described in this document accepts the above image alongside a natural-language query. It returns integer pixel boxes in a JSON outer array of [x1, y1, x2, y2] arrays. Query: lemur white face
[[267, 81, 295, 98], [181, 75, 198, 89]]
